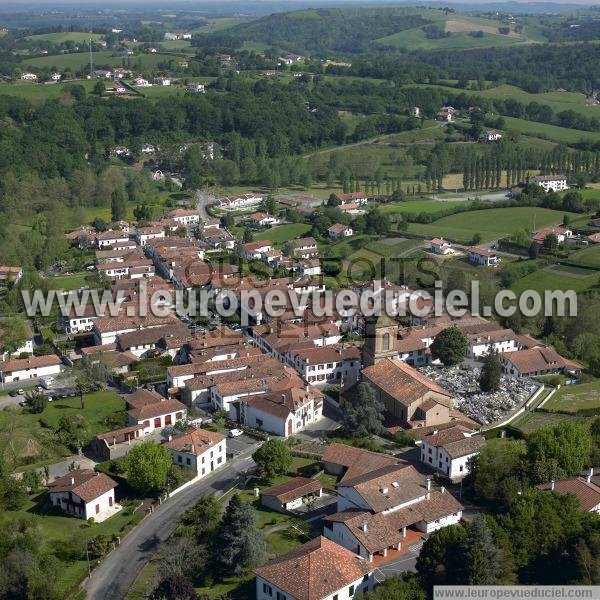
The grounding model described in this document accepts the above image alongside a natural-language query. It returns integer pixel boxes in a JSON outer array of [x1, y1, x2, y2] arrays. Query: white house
[[241, 241, 274, 260], [94, 230, 131, 248], [430, 237, 454, 255], [236, 386, 325, 438], [293, 237, 319, 259], [61, 306, 98, 334], [468, 246, 500, 266], [49, 469, 120, 522], [135, 226, 165, 246], [420, 426, 485, 481], [51, 72, 62, 82], [291, 345, 361, 386], [532, 225, 573, 246], [20, 73, 38, 81], [0, 354, 62, 383], [256, 536, 374, 600], [484, 130, 502, 142], [249, 212, 280, 227], [328, 223, 354, 239], [187, 83, 206, 93], [126, 388, 187, 434], [218, 193, 264, 210], [338, 192, 368, 206], [132, 77, 151, 87], [411, 106, 421, 117], [169, 208, 201, 226], [164, 427, 227, 478], [530, 174, 569, 192], [153, 77, 170, 86], [466, 328, 518, 358]]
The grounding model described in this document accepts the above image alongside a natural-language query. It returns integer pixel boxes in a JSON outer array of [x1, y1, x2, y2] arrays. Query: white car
[[228, 428, 243, 438], [17, 389, 25, 395]]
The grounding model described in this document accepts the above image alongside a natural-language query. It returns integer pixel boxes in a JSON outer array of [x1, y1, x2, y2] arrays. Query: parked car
[[17, 389, 25, 395], [228, 428, 243, 438]]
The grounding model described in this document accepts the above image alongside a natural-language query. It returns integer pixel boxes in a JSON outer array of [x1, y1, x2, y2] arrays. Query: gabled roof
[[261, 477, 322, 503], [255, 536, 369, 600], [322, 443, 400, 484], [49, 469, 116, 502], [537, 477, 600, 512], [164, 427, 225, 456], [362, 358, 451, 408], [500, 346, 581, 374]]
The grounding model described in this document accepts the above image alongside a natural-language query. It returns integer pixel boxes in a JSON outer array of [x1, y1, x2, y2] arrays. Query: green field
[[25, 32, 104, 43], [406, 206, 579, 244], [543, 380, 600, 413], [23, 51, 181, 71], [254, 223, 312, 243], [502, 116, 600, 144], [0, 80, 98, 100], [45, 272, 89, 291], [0, 391, 126, 470], [510, 410, 588, 435], [379, 198, 473, 216], [509, 264, 598, 296], [568, 244, 600, 268]]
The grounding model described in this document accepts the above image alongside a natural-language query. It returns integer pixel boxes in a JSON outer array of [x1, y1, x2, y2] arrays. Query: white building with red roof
[[537, 471, 600, 513], [125, 388, 187, 434], [468, 246, 500, 266], [164, 427, 226, 477], [429, 237, 453, 255], [0, 354, 62, 383], [49, 469, 120, 522], [256, 536, 373, 600]]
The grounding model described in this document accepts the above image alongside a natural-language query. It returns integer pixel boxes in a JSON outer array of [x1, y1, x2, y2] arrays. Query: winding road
[[83, 447, 258, 600]]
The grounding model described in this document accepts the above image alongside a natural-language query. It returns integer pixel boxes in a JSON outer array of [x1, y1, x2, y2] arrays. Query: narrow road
[[84, 451, 257, 600]]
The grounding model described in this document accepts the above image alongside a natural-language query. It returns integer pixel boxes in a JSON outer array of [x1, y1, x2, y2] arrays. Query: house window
[[218, 457, 222, 464], [263, 583, 272, 596], [109, 496, 113, 507], [165, 414, 172, 426], [186, 457, 191, 466], [95, 504, 100, 514], [154, 417, 161, 428], [178, 455, 182, 463], [349, 585, 355, 595]]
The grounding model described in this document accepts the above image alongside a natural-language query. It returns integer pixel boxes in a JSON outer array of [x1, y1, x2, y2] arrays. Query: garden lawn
[[502, 116, 600, 144], [0, 391, 127, 470], [45, 272, 89, 291], [406, 207, 580, 244], [543, 380, 600, 414], [25, 32, 104, 43], [379, 199, 473, 216], [254, 223, 311, 243], [2, 496, 143, 596], [0, 80, 98, 101]]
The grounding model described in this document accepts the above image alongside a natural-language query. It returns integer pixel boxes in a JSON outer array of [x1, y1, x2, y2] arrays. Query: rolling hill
[[195, 7, 542, 55]]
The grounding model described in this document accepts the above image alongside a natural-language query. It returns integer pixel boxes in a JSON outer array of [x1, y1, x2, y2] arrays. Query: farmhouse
[[0, 354, 62, 383], [164, 427, 227, 477], [49, 469, 119, 522], [187, 83, 205, 93], [126, 388, 187, 434], [429, 238, 453, 255], [419, 425, 485, 481], [484, 130, 502, 141], [249, 212, 280, 227], [218, 193, 264, 210], [468, 246, 500, 266], [293, 237, 319, 259], [338, 192, 368, 206], [328, 223, 354, 239], [255, 536, 373, 600], [168, 208, 201, 225], [94, 230, 130, 248], [20, 72, 38, 81], [260, 477, 323, 512], [532, 225, 573, 245], [153, 76, 170, 86], [530, 174, 569, 192], [499, 346, 582, 377]]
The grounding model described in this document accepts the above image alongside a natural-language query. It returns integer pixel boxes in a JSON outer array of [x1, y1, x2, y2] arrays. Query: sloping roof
[[49, 469, 116, 502], [362, 358, 452, 407], [261, 477, 322, 503], [537, 477, 600, 512], [500, 346, 581, 374], [322, 443, 400, 484], [128, 397, 186, 421], [255, 536, 369, 600], [443, 435, 486, 459], [164, 427, 225, 456], [0, 354, 61, 373]]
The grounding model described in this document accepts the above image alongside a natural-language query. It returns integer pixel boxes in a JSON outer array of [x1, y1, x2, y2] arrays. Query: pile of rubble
[[418, 364, 539, 426]]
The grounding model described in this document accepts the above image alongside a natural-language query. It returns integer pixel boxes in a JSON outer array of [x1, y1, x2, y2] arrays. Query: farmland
[[501, 116, 600, 144], [509, 264, 599, 296], [24, 31, 104, 43], [568, 244, 600, 268], [543, 381, 600, 414], [254, 223, 312, 243], [0, 79, 98, 100], [23, 51, 182, 70], [406, 206, 579, 244], [510, 410, 588, 435]]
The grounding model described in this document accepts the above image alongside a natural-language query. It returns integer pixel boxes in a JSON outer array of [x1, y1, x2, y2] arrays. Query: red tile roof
[[261, 477, 323, 503], [0, 354, 61, 373], [537, 477, 600, 512], [255, 536, 369, 600], [164, 427, 225, 456], [49, 469, 116, 502]]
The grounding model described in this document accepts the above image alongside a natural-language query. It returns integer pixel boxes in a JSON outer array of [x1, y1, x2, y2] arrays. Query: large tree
[[363, 573, 425, 599], [459, 516, 502, 585], [343, 382, 385, 438], [217, 493, 266, 576], [126, 442, 173, 495], [252, 439, 292, 480], [416, 524, 467, 589], [526, 422, 592, 483], [479, 350, 502, 392], [430, 327, 468, 366], [0, 319, 28, 358]]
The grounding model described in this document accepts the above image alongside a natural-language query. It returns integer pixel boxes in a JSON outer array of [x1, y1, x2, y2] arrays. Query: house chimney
[[361, 519, 368, 532], [426, 476, 432, 491], [71, 477, 75, 486], [550, 479, 555, 491], [587, 468, 594, 483], [441, 486, 445, 494]]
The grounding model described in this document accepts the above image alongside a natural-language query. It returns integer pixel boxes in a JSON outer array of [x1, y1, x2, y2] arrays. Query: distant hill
[[195, 7, 542, 55]]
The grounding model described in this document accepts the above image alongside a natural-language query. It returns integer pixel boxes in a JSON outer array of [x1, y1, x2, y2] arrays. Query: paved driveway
[[227, 432, 260, 456]]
